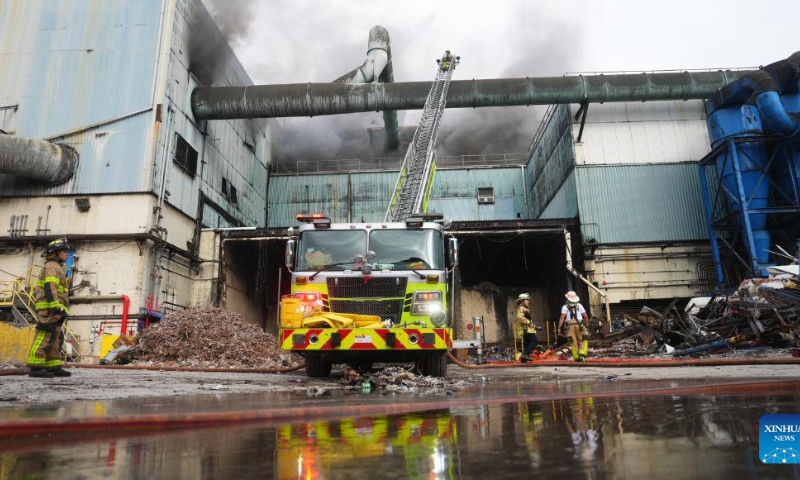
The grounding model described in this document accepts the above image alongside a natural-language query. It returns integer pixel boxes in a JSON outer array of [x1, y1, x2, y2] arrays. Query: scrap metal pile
[[131, 308, 302, 368], [596, 275, 800, 358]]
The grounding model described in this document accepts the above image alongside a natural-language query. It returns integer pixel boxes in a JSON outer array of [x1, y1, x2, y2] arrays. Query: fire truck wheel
[[305, 355, 332, 378], [418, 351, 447, 378]]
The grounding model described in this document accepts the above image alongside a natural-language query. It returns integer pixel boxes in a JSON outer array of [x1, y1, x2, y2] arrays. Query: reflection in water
[[3, 385, 800, 479]]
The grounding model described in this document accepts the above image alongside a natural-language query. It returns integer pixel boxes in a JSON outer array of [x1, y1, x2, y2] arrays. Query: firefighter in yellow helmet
[[27, 238, 72, 378], [515, 293, 539, 363], [557, 291, 589, 362]]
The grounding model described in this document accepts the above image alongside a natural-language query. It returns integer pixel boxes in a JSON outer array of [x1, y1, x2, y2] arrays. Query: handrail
[[270, 153, 527, 175]]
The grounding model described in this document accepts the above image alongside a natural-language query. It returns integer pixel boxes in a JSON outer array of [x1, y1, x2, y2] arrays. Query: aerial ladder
[[385, 51, 459, 222]]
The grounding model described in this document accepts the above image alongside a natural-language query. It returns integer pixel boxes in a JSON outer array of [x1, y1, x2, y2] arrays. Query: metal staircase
[[386, 52, 459, 222]]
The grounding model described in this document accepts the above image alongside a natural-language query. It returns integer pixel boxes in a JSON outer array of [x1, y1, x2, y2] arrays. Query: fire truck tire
[[418, 351, 447, 378], [305, 355, 332, 378]]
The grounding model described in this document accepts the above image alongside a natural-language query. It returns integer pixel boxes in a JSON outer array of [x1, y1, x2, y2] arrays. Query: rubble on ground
[[341, 365, 472, 394], [130, 308, 302, 369], [594, 273, 800, 358]]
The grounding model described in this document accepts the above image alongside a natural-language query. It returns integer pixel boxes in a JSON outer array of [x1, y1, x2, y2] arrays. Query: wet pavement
[[1, 378, 799, 478]]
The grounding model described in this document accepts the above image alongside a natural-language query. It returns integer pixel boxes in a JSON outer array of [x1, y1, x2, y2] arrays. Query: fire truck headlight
[[411, 291, 443, 315], [430, 310, 446, 327]]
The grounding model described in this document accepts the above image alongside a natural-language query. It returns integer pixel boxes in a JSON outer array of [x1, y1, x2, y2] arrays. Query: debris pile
[[133, 308, 302, 368], [341, 366, 471, 394], [597, 274, 800, 358]]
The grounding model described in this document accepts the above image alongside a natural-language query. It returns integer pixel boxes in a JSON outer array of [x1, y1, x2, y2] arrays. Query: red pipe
[[120, 294, 130, 336]]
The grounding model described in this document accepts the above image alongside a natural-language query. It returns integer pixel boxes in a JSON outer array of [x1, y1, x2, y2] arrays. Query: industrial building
[[1, 0, 798, 362]]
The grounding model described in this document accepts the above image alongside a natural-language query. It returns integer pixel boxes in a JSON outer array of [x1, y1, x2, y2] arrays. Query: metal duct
[[0, 135, 77, 184], [191, 70, 747, 121], [333, 25, 400, 150], [708, 68, 800, 143]]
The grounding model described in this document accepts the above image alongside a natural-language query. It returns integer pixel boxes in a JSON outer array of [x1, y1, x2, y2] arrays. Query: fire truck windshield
[[297, 230, 366, 271], [369, 229, 444, 270]]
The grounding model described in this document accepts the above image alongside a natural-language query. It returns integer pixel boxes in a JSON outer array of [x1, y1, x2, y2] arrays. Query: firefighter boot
[[29, 368, 54, 378], [51, 368, 72, 377]]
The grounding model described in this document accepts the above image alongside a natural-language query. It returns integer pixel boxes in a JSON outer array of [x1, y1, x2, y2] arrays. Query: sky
[[202, 0, 800, 160]]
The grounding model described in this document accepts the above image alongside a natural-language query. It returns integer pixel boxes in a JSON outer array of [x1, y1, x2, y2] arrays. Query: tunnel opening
[[450, 220, 585, 349]]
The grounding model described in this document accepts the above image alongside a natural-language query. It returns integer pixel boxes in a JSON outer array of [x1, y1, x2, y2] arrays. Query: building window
[[173, 134, 198, 176], [222, 177, 238, 206], [477, 187, 495, 204]]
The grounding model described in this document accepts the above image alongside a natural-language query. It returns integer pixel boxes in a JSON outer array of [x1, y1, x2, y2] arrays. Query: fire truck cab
[[280, 214, 458, 377]]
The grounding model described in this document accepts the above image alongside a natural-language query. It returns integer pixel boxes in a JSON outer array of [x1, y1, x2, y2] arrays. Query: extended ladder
[[385, 52, 459, 222]]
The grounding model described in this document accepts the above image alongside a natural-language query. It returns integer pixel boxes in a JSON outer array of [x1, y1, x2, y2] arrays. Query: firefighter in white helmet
[[515, 293, 539, 362], [557, 291, 589, 362]]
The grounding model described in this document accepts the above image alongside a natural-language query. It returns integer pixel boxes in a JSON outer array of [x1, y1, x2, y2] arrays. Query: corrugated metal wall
[[572, 101, 710, 166], [0, 0, 164, 195], [526, 105, 575, 218], [159, 0, 270, 227], [267, 168, 528, 227], [429, 168, 527, 221], [0, 0, 270, 228], [575, 163, 710, 243], [539, 170, 577, 219]]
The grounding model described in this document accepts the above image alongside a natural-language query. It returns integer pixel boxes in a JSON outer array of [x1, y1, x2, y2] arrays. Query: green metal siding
[[267, 168, 529, 227], [526, 105, 575, 217], [575, 163, 709, 244], [539, 170, 577, 219]]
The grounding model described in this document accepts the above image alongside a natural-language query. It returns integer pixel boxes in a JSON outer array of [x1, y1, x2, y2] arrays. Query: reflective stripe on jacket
[[33, 260, 70, 316]]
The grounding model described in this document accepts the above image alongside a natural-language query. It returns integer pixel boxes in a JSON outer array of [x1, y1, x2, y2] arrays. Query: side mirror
[[448, 237, 459, 267], [285, 239, 296, 270]]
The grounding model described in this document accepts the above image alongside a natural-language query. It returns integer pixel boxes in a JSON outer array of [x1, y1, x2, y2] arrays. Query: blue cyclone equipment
[[700, 60, 800, 284]]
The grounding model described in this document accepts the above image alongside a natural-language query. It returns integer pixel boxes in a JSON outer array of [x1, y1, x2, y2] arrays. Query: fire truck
[[280, 52, 464, 377]]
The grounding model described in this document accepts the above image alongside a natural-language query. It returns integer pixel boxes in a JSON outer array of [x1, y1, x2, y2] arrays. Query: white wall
[[572, 100, 710, 166]]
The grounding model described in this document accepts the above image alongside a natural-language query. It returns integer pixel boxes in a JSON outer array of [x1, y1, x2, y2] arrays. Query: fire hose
[[447, 352, 800, 368], [0, 363, 305, 376], [0, 379, 796, 438]]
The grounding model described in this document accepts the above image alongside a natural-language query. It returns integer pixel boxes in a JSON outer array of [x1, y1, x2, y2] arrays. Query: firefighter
[[27, 238, 72, 378], [557, 291, 589, 362], [440, 50, 453, 71], [515, 293, 539, 362]]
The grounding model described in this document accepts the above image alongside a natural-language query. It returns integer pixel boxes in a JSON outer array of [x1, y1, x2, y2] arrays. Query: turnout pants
[[522, 333, 538, 357], [567, 320, 588, 361], [27, 316, 63, 370]]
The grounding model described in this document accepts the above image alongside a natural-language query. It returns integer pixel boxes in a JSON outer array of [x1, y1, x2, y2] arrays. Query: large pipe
[[0, 135, 77, 184], [191, 70, 746, 121], [707, 68, 800, 143], [333, 25, 400, 150]]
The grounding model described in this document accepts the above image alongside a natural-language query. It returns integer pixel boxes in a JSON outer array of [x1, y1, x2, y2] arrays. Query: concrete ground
[[0, 363, 797, 407]]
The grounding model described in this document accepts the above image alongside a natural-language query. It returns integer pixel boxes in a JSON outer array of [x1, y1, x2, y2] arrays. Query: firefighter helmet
[[565, 291, 580, 303], [517, 293, 531, 302], [44, 237, 71, 254]]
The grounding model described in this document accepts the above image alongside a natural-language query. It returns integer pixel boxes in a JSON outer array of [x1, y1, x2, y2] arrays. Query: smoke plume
[[196, 1, 584, 160]]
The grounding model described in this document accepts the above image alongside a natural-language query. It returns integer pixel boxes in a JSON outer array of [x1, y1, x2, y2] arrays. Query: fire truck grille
[[329, 300, 404, 324], [326, 277, 408, 298]]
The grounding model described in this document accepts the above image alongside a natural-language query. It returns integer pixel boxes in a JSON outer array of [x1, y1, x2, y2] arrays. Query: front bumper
[[280, 328, 452, 351]]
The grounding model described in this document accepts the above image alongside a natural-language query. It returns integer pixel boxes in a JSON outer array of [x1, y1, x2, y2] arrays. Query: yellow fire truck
[[280, 214, 458, 377]]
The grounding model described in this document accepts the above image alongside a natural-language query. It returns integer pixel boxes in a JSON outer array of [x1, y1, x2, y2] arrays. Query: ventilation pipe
[[191, 70, 746, 121], [333, 25, 399, 151], [0, 135, 77, 184], [708, 66, 800, 143]]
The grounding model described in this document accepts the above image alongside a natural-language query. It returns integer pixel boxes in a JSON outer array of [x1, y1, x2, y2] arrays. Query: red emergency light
[[294, 292, 320, 303]]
